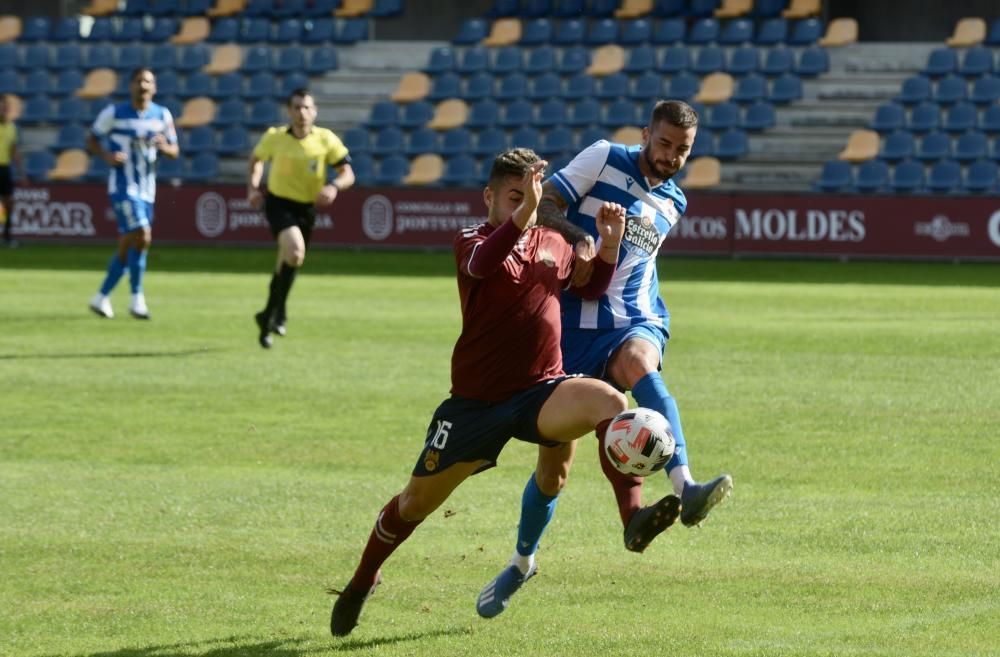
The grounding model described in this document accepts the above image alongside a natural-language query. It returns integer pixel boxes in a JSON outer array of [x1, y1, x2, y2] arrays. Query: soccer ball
[[603, 408, 676, 477]]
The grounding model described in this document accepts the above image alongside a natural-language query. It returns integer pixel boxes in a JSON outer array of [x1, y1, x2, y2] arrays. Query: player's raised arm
[[569, 202, 625, 300]]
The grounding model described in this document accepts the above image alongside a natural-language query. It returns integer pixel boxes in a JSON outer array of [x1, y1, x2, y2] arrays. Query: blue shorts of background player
[[112, 198, 154, 234]]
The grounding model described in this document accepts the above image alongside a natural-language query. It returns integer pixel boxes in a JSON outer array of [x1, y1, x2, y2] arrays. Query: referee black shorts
[[264, 193, 316, 243], [0, 166, 13, 197]]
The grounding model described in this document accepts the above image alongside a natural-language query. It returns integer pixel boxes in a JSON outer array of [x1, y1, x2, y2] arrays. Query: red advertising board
[[8, 184, 1000, 261]]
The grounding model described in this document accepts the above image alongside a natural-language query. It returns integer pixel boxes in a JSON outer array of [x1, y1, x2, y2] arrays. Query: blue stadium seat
[[510, 127, 542, 152], [491, 47, 522, 75], [520, 18, 553, 46], [243, 47, 273, 73], [453, 18, 488, 45], [619, 19, 653, 45], [52, 45, 82, 71], [587, 0, 618, 17], [879, 131, 915, 162], [466, 98, 500, 128], [755, 17, 788, 45], [954, 131, 988, 162], [155, 70, 180, 97], [458, 48, 490, 75], [595, 72, 629, 99], [399, 101, 434, 129], [908, 102, 940, 133], [541, 127, 575, 156], [213, 98, 244, 126], [441, 154, 480, 186], [24, 71, 52, 96], [116, 45, 146, 72], [926, 159, 961, 193], [958, 46, 993, 78], [86, 156, 110, 182], [987, 18, 1000, 46], [761, 48, 793, 76], [553, 19, 585, 45], [964, 159, 997, 192], [529, 72, 562, 100], [84, 46, 115, 70], [209, 18, 239, 43], [149, 0, 180, 16], [934, 74, 968, 105], [24, 151, 55, 180], [944, 102, 977, 132], [425, 47, 456, 75], [970, 76, 1000, 105], [815, 160, 852, 192], [246, 99, 281, 128], [19, 96, 52, 125], [631, 71, 664, 100], [86, 18, 113, 42], [0, 71, 18, 96], [728, 47, 760, 76], [659, 46, 690, 74], [753, 0, 787, 17], [51, 17, 80, 42], [789, 18, 822, 45], [524, 47, 557, 75], [177, 46, 210, 73], [523, 0, 553, 18], [372, 127, 405, 155], [719, 19, 754, 45], [536, 98, 568, 127], [854, 159, 889, 193], [715, 128, 749, 159], [498, 72, 529, 98], [982, 104, 1000, 133], [472, 128, 507, 156], [916, 131, 951, 161], [563, 73, 595, 100], [428, 72, 462, 101], [149, 45, 178, 71], [742, 100, 776, 131], [274, 49, 306, 75], [463, 72, 495, 101], [652, 18, 686, 44], [795, 47, 829, 76], [652, 0, 686, 17], [372, 0, 404, 17], [278, 72, 310, 99], [240, 18, 271, 43], [245, 72, 277, 98], [896, 75, 932, 105], [769, 74, 803, 103], [185, 153, 220, 181], [112, 18, 144, 43], [499, 99, 534, 128], [183, 126, 216, 154], [869, 103, 912, 133], [602, 99, 640, 128], [406, 128, 441, 156], [303, 0, 338, 18], [557, 47, 590, 75], [693, 46, 726, 75], [578, 126, 608, 150], [335, 19, 369, 44], [586, 19, 618, 46], [624, 45, 656, 74], [439, 128, 472, 156], [487, 0, 519, 15], [686, 18, 720, 45], [273, 0, 306, 19], [306, 47, 339, 74], [243, 0, 274, 17], [690, 0, 721, 16], [302, 18, 334, 44], [19, 45, 49, 71], [923, 48, 957, 78], [732, 73, 767, 103], [0, 45, 15, 71], [704, 101, 741, 130], [55, 97, 86, 124], [667, 71, 701, 100], [20, 17, 51, 42], [567, 98, 601, 126], [216, 125, 251, 157], [122, 0, 150, 16], [180, 72, 212, 99], [341, 127, 370, 156], [890, 160, 925, 192]]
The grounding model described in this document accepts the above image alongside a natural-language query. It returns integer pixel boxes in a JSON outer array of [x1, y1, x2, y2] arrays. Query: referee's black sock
[[263, 272, 281, 320], [275, 263, 298, 316]]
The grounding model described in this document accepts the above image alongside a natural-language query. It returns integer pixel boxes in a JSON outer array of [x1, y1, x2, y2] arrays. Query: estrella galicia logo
[[623, 214, 662, 257]]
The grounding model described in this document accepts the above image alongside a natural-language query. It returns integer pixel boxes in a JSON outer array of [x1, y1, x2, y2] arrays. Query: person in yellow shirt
[[247, 88, 355, 349], [0, 94, 25, 247]]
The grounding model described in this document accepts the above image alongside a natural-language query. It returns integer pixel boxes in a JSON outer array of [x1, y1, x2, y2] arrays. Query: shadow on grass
[[0, 348, 223, 360], [329, 626, 473, 652]]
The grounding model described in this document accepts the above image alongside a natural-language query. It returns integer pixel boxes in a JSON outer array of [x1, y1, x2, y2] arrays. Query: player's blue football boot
[[476, 563, 537, 618], [680, 475, 733, 527], [623, 494, 681, 553]]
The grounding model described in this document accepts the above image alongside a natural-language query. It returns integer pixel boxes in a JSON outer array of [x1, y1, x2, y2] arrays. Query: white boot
[[89, 293, 114, 319], [129, 293, 150, 320]]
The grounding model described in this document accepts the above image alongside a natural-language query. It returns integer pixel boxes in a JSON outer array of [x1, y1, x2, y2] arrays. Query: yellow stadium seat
[[403, 154, 445, 186], [47, 149, 90, 181], [482, 18, 522, 46], [837, 129, 879, 163], [782, 0, 820, 19], [0, 15, 21, 43], [336, 0, 373, 17], [207, 0, 247, 17], [946, 17, 987, 47], [75, 68, 117, 99], [176, 97, 216, 128], [614, 0, 652, 19], [428, 99, 469, 130], [80, 0, 119, 16], [203, 44, 242, 74], [694, 72, 734, 104], [818, 17, 858, 47], [390, 72, 431, 103], [171, 17, 210, 44], [611, 126, 643, 146], [586, 44, 626, 77], [682, 157, 721, 189], [715, 0, 752, 18]]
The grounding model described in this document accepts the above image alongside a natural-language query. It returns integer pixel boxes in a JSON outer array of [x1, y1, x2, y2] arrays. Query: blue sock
[[127, 248, 147, 294], [99, 254, 127, 296], [632, 371, 688, 471], [516, 474, 559, 557]]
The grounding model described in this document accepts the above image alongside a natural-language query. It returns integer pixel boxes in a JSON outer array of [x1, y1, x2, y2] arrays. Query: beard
[[643, 148, 677, 181]]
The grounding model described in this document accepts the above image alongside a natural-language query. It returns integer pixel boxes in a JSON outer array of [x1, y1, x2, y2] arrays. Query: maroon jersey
[[450, 220, 575, 402]]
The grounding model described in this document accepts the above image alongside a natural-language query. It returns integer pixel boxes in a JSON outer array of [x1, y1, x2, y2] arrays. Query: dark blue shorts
[[412, 375, 584, 477]]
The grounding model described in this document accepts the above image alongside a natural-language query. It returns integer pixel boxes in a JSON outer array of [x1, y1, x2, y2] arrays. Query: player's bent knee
[[397, 488, 432, 523]]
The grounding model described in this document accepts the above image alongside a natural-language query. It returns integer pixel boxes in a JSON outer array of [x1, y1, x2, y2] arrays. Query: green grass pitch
[[1, 245, 998, 657]]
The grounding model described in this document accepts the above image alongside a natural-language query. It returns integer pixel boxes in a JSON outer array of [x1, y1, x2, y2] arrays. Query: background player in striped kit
[[87, 68, 178, 320]]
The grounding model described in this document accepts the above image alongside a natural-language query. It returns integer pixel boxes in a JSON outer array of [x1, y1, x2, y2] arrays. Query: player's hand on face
[[520, 160, 547, 212], [105, 152, 128, 167], [570, 236, 595, 287], [316, 184, 338, 206], [595, 202, 626, 245], [247, 188, 264, 209]]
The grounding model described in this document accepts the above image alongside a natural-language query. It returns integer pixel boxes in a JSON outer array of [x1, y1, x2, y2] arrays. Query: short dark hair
[[130, 67, 154, 82], [487, 147, 542, 189], [287, 88, 312, 106], [649, 99, 699, 130]]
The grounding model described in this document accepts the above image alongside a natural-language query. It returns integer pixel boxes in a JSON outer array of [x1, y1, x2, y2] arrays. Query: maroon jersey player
[[329, 148, 628, 637]]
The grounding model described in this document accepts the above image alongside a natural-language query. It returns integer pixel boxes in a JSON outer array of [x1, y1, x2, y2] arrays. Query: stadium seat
[[954, 131, 988, 162], [427, 73, 461, 102], [47, 149, 89, 181], [466, 98, 499, 128], [923, 48, 957, 78], [439, 128, 472, 156], [577, 126, 607, 150], [0, 45, 14, 71], [20, 17, 50, 42], [245, 72, 276, 99], [152, 70, 179, 98], [689, 130, 715, 158], [687, 18, 720, 45], [84, 17, 113, 41], [242, 47, 272, 73], [0, 16, 22, 44], [652, 18, 686, 44], [19, 45, 49, 71], [176, 97, 216, 128], [18, 95, 51, 125], [52, 45, 82, 72], [180, 72, 213, 99], [742, 100, 776, 130], [405, 127, 440, 156], [964, 159, 997, 192], [541, 126, 575, 157], [818, 17, 858, 47], [907, 102, 940, 133], [341, 127, 370, 156], [301, 18, 334, 43], [183, 125, 216, 154], [54, 97, 87, 124], [510, 126, 542, 152], [213, 98, 244, 127], [659, 47, 690, 74], [934, 74, 968, 105], [896, 75, 932, 105], [854, 159, 888, 193], [879, 131, 915, 162], [453, 18, 488, 45], [567, 97, 601, 126], [719, 18, 754, 45], [499, 99, 534, 128], [632, 70, 665, 99], [752, 0, 786, 18], [149, 0, 181, 17], [50, 17, 79, 42], [667, 72, 701, 100], [185, 152, 220, 181], [728, 46, 759, 76], [24, 71, 52, 97], [682, 156, 722, 188], [274, 0, 307, 19], [84, 46, 115, 71], [427, 99, 469, 130], [210, 72, 242, 99], [335, 19, 369, 44], [462, 72, 494, 101], [529, 72, 563, 100], [242, 0, 274, 17], [559, 73, 593, 100], [149, 45, 179, 71], [715, 128, 748, 159], [795, 47, 829, 76], [689, 0, 722, 17], [761, 48, 794, 76], [595, 72, 629, 99], [946, 17, 986, 48], [403, 153, 444, 186], [704, 101, 741, 130], [208, 17, 239, 43], [491, 47, 523, 75], [458, 48, 490, 76], [216, 125, 251, 157], [959, 46, 993, 78], [116, 45, 145, 72], [536, 98, 568, 127], [982, 104, 1000, 133], [245, 99, 280, 128], [986, 18, 1000, 46], [472, 128, 508, 156], [203, 45, 242, 75], [399, 100, 435, 129], [789, 18, 822, 45], [926, 159, 961, 193], [24, 151, 56, 180], [586, 18, 618, 45], [553, 19, 585, 45], [587, 0, 618, 17], [563, 47, 595, 75], [816, 160, 854, 192], [693, 46, 726, 75], [624, 45, 657, 74], [970, 76, 1000, 105], [240, 18, 271, 43], [177, 46, 211, 73], [425, 47, 456, 75], [916, 131, 951, 161], [156, 155, 185, 181], [782, 0, 820, 19], [306, 47, 339, 75], [755, 17, 788, 45], [838, 129, 879, 162], [441, 154, 479, 186], [944, 102, 977, 133], [519, 18, 553, 46], [524, 47, 557, 75], [122, 0, 150, 15], [278, 72, 309, 100], [619, 18, 653, 45], [497, 72, 529, 99], [651, 0, 686, 17], [889, 160, 925, 192], [85, 156, 110, 182], [695, 72, 734, 104], [732, 73, 767, 103], [171, 17, 210, 45], [602, 99, 640, 127], [372, 127, 405, 155], [390, 72, 430, 103], [768, 74, 802, 103]]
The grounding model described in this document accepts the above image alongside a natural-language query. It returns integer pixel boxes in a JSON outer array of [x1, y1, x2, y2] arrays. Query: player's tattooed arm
[[536, 181, 591, 245]]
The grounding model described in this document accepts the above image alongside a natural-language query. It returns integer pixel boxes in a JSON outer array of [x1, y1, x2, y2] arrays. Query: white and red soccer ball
[[603, 408, 676, 477]]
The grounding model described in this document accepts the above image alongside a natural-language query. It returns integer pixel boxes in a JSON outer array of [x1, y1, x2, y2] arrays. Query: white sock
[[511, 551, 535, 576], [669, 465, 693, 497]]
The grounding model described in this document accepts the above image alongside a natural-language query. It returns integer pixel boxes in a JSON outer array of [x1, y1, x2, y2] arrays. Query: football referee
[[247, 88, 355, 349]]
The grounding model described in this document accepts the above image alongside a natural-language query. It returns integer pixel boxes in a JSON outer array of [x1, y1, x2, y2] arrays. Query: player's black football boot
[[329, 572, 381, 637], [254, 311, 273, 349], [623, 494, 681, 553], [680, 475, 733, 527]]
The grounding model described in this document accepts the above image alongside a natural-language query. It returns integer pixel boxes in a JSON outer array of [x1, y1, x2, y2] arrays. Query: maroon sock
[[596, 419, 644, 528], [348, 495, 422, 592]]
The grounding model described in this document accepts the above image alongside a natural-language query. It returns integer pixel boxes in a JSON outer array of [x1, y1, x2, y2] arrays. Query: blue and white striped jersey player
[[87, 68, 179, 320], [476, 100, 733, 619]]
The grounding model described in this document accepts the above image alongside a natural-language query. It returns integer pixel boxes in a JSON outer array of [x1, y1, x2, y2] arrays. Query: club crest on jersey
[[623, 214, 661, 257], [537, 248, 556, 267], [424, 449, 440, 472]]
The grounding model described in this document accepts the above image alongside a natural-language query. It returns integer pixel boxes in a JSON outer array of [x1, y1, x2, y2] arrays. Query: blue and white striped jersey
[[549, 140, 687, 330], [90, 102, 177, 203]]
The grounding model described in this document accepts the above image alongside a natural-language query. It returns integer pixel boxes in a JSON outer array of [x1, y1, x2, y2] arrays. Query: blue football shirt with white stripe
[[90, 102, 177, 204]]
